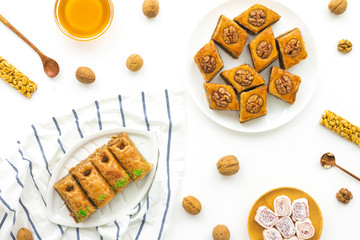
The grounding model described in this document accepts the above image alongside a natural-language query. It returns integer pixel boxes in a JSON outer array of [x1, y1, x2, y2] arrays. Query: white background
[[0, 0, 359, 239]]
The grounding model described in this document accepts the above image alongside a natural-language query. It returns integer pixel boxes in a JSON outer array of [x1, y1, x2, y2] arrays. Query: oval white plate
[[46, 128, 158, 228], [186, 0, 319, 132]]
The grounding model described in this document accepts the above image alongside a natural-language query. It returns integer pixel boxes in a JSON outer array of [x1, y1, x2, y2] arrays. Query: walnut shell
[[76, 67, 96, 84], [182, 195, 201, 215], [17, 228, 33, 240], [142, 0, 159, 18], [217, 155, 239, 176], [212, 224, 230, 240], [328, 0, 347, 15], [126, 54, 144, 72]]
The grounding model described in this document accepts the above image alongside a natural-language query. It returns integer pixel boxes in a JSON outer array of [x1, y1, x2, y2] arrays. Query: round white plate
[[46, 128, 158, 228], [186, 0, 319, 132]]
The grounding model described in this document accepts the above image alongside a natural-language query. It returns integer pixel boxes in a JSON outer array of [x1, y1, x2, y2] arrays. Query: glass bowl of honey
[[54, 0, 114, 41]]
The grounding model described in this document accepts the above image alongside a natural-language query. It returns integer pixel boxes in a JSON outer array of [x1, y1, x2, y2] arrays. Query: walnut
[[275, 75, 293, 95], [256, 41, 273, 59], [212, 224, 230, 240], [248, 9, 267, 27], [212, 87, 233, 108], [126, 54, 144, 71], [246, 94, 264, 114], [336, 188, 353, 203], [17, 228, 33, 240], [201, 55, 217, 74], [328, 0, 347, 15], [76, 67, 96, 84], [284, 39, 302, 58], [182, 196, 202, 215], [142, 0, 159, 18], [234, 69, 254, 87], [222, 26, 239, 45], [217, 155, 239, 176], [338, 39, 352, 53]]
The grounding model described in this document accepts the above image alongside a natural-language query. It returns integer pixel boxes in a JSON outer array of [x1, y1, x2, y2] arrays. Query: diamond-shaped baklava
[[240, 84, 267, 123], [211, 15, 248, 59], [268, 66, 301, 104], [204, 83, 239, 110], [234, 4, 281, 34], [276, 28, 308, 69], [249, 26, 278, 72], [194, 40, 224, 82], [220, 64, 265, 93]]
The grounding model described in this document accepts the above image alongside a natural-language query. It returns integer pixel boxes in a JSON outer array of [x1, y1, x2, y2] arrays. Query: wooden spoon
[[320, 152, 360, 181], [0, 14, 59, 78]]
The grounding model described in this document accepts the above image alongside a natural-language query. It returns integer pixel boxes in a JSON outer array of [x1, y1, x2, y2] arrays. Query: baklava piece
[[53, 174, 96, 223], [107, 132, 152, 182], [89, 145, 131, 194], [203, 83, 239, 110], [220, 64, 265, 93], [211, 15, 248, 58], [70, 159, 115, 209], [240, 84, 267, 123], [194, 40, 224, 82], [276, 28, 308, 69], [234, 4, 281, 34], [268, 66, 301, 104], [249, 26, 278, 72]]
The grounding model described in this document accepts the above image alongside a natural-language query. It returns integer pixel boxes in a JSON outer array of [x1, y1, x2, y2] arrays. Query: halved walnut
[[284, 39, 302, 58], [246, 94, 264, 114], [256, 41, 273, 59], [248, 9, 267, 27], [201, 55, 217, 74], [212, 87, 233, 108], [222, 26, 239, 45], [275, 75, 293, 95], [234, 69, 254, 87]]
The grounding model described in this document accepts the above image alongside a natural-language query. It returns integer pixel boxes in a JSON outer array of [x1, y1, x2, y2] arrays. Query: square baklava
[[194, 40, 224, 82], [249, 26, 278, 72], [220, 64, 265, 93], [268, 66, 301, 104], [276, 28, 308, 69], [211, 15, 248, 59], [234, 4, 281, 34], [240, 84, 267, 123], [203, 83, 239, 110]]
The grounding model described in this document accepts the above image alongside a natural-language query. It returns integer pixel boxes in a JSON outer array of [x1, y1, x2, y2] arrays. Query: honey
[[56, 0, 113, 40]]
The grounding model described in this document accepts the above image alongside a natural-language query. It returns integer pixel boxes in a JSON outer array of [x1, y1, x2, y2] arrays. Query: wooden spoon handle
[[336, 164, 360, 182], [0, 14, 44, 58]]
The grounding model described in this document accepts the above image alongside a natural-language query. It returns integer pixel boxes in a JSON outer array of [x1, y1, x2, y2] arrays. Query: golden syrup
[[56, 0, 112, 40]]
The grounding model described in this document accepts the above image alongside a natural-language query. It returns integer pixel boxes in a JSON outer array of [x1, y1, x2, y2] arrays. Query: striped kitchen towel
[[0, 89, 187, 240]]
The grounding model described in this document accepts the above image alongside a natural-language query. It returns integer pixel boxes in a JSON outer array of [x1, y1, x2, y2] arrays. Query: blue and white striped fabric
[[0, 89, 186, 240]]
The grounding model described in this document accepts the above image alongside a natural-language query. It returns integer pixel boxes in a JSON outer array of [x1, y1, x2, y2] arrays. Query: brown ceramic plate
[[247, 187, 323, 240]]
